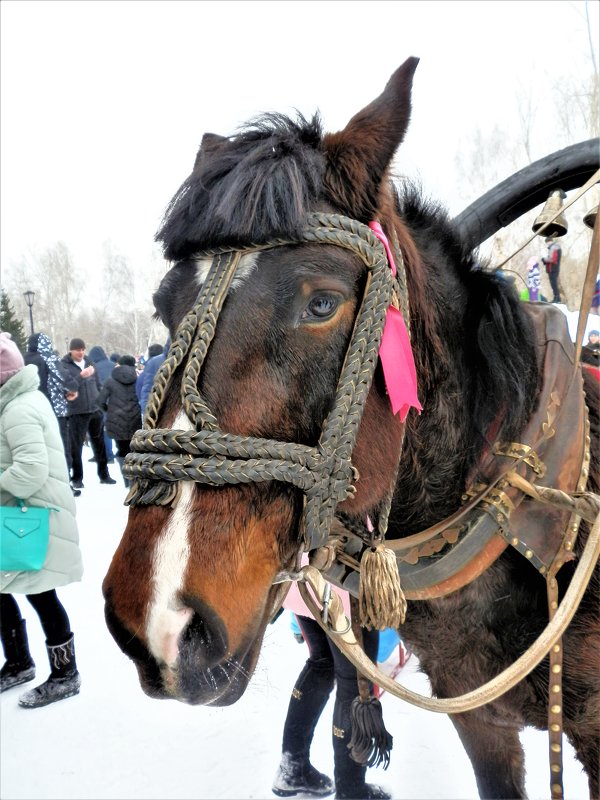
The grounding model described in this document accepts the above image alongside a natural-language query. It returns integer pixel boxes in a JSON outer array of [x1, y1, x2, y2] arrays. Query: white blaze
[[145, 253, 257, 668], [194, 252, 258, 289], [145, 411, 195, 667]]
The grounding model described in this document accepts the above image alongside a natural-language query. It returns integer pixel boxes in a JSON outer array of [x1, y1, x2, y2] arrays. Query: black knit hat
[[148, 343, 164, 359], [69, 337, 86, 350], [118, 354, 136, 367], [27, 333, 41, 352]]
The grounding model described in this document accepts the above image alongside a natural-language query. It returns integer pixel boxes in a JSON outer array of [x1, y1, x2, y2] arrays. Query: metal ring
[[327, 616, 352, 635]]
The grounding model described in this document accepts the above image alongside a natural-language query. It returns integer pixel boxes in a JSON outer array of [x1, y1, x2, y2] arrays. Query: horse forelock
[[157, 113, 325, 260]]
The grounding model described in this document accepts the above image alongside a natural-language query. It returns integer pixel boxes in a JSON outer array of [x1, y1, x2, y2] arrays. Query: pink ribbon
[[369, 221, 423, 421]]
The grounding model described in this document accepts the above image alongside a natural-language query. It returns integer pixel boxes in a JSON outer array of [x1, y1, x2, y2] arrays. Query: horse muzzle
[[103, 592, 259, 706]]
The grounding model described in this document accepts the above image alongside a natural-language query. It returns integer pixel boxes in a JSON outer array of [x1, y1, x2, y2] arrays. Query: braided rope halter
[[123, 212, 408, 555]]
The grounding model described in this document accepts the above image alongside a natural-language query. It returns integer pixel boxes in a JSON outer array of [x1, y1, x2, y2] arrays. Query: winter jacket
[[88, 345, 114, 386], [24, 333, 77, 417], [0, 365, 83, 593], [96, 364, 142, 440], [61, 353, 102, 416], [140, 340, 170, 413]]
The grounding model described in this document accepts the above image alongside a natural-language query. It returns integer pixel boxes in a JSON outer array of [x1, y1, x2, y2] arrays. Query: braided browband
[[123, 212, 405, 551]]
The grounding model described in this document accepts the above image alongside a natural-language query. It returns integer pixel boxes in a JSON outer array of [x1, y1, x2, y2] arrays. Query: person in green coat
[[0, 332, 83, 708]]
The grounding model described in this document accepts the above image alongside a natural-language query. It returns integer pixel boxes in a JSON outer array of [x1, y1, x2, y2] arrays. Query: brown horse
[[103, 58, 599, 798]]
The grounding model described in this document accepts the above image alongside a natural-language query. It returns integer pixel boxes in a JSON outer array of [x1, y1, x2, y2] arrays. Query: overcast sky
[[1, 0, 598, 287]]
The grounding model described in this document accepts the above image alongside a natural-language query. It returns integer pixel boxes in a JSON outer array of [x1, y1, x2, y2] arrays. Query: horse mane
[[156, 113, 325, 260], [394, 182, 542, 514]]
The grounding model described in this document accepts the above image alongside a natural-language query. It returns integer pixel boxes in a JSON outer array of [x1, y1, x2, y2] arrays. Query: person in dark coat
[[61, 338, 116, 488], [24, 333, 79, 482], [140, 339, 171, 415], [96, 354, 142, 486], [87, 345, 116, 462], [135, 343, 164, 403]]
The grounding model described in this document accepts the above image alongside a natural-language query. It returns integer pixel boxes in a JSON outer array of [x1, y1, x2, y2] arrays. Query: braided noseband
[[123, 212, 407, 552]]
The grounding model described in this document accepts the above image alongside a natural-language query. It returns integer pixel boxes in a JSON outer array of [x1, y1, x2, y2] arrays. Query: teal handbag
[[0, 500, 54, 572]]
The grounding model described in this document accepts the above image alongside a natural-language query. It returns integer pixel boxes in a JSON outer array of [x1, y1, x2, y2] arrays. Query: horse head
[[102, 58, 431, 706]]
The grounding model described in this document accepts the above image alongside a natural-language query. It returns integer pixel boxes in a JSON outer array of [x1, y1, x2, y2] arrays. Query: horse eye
[[301, 294, 339, 321]]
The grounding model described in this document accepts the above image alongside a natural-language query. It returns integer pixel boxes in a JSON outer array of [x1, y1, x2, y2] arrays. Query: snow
[[0, 457, 590, 799]]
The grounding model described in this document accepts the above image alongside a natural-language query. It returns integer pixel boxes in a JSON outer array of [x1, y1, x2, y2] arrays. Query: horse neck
[[386, 209, 482, 536]]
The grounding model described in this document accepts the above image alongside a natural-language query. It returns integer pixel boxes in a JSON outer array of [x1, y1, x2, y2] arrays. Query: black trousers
[[115, 439, 132, 458], [0, 591, 71, 646], [57, 416, 72, 472], [281, 615, 379, 791], [547, 266, 561, 302], [69, 412, 108, 482]]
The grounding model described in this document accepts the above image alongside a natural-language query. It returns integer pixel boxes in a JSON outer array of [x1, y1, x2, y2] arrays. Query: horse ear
[[193, 133, 229, 172], [322, 57, 419, 219]]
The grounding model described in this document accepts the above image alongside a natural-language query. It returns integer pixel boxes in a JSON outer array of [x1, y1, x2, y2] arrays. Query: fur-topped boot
[[0, 619, 36, 692], [272, 659, 335, 797], [18, 634, 81, 708], [332, 699, 391, 800]]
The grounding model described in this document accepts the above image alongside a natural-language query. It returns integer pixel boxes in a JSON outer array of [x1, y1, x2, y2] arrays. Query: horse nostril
[[179, 599, 229, 667]]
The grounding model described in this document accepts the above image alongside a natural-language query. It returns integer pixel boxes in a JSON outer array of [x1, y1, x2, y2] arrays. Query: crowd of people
[[0, 331, 166, 710], [21, 334, 167, 492]]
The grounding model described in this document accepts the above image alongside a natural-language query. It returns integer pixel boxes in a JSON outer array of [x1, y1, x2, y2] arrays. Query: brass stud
[[551, 784, 563, 795], [553, 644, 561, 653], [551, 743, 562, 753], [552, 684, 561, 694], [550, 578, 557, 588], [564, 541, 573, 551], [550, 723, 561, 732], [511, 537, 519, 546], [551, 600, 558, 610], [552, 664, 561, 674], [525, 549, 533, 559], [551, 704, 561, 714], [551, 764, 561, 774], [539, 566, 546, 574]]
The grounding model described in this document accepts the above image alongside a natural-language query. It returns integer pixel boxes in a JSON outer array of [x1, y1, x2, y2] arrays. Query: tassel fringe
[[359, 543, 407, 630], [124, 480, 182, 508], [348, 694, 393, 769]]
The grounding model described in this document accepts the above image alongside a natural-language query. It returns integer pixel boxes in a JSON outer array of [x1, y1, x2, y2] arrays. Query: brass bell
[[583, 204, 598, 230], [532, 189, 568, 238]]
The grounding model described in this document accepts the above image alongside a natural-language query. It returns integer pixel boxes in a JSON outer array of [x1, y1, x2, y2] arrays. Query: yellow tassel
[[359, 543, 406, 630]]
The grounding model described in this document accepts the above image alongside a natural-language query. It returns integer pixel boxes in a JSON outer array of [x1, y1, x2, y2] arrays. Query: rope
[[124, 213, 403, 554]]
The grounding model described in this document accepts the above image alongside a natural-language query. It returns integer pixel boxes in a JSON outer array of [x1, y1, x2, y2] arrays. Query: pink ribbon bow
[[369, 221, 423, 421]]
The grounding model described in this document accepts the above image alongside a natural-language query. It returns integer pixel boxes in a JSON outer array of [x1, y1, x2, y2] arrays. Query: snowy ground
[[0, 455, 590, 800]]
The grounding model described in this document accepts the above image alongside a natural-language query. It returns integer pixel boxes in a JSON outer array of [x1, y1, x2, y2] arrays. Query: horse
[[102, 58, 600, 799]]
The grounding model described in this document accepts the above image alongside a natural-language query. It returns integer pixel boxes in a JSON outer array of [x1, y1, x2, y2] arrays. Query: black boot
[[273, 659, 335, 797], [272, 753, 334, 797], [332, 701, 390, 800], [116, 456, 130, 488], [18, 634, 81, 708], [0, 619, 36, 692]]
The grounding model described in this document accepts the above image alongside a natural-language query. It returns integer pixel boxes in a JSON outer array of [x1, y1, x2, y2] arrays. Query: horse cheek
[[341, 389, 404, 513], [183, 496, 294, 651], [103, 507, 168, 642]]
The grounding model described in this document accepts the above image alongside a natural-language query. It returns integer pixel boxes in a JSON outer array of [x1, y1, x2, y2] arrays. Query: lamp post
[[23, 290, 35, 335]]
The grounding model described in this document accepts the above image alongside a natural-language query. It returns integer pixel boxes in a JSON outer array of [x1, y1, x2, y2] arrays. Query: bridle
[[122, 212, 408, 556]]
